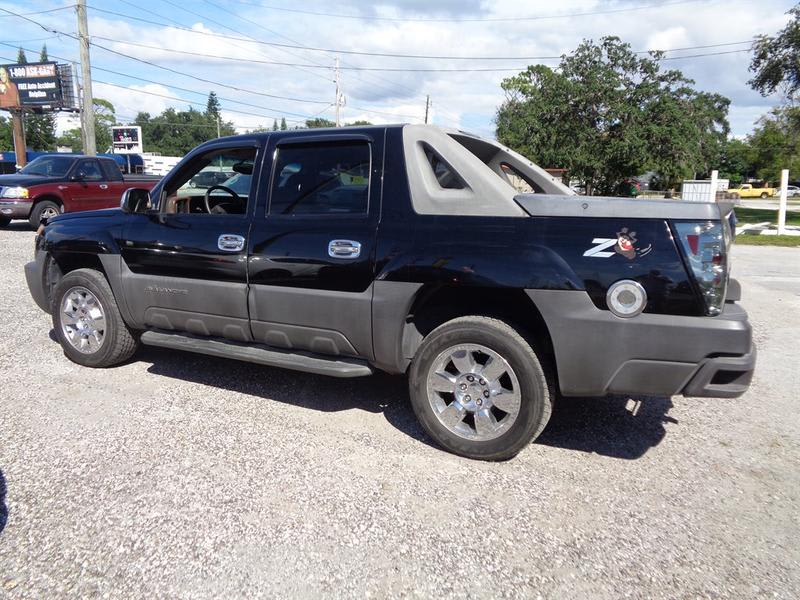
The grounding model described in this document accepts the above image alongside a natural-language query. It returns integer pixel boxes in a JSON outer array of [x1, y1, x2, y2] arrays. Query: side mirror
[[69, 171, 86, 182], [120, 188, 151, 213]]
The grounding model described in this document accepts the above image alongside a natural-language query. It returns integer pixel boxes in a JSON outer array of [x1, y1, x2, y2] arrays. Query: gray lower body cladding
[[0, 200, 33, 219], [527, 289, 755, 398]]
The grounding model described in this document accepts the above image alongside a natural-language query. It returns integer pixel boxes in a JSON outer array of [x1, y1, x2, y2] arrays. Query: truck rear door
[[247, 131, 384, 360]]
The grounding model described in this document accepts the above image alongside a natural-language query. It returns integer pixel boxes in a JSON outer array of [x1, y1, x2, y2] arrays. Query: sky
[[0, 0, 796, 147]]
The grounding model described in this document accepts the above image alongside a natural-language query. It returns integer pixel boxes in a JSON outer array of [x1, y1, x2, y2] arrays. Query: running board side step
[[140, 330, 375, 378]]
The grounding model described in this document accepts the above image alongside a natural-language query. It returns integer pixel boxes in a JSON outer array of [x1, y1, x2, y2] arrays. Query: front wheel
[[761, 192, 769, 198], [29, 200, 61, 228], [51, 268, 139, 367], [408, 316, 552, 461]]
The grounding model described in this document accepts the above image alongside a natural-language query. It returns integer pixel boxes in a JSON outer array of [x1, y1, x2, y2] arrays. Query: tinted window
[[100, 160, 122, 181], [77, 160, 103, 181], [500, 163, 537, 194], [269, 141, 370, 215], [423, 144, 465, 190]]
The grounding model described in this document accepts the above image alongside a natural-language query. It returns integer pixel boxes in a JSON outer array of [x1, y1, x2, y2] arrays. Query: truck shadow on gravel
[[0, 223, 35, 233], [135, 345, 677, 460], [536, 395, 677, 459]]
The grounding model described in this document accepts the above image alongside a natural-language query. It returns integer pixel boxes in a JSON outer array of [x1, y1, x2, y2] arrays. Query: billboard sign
[[0, 62, 63, 110], [111, 126, 143, 154]]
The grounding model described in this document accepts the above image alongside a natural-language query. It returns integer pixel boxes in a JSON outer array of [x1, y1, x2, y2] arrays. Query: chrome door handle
[[99, 184, 108, 190], [218, 234, 245, 252], [328, 239, 362, 258]]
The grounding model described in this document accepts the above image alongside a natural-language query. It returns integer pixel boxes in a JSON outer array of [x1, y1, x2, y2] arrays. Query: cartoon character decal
[[583, 227, 653, 260]]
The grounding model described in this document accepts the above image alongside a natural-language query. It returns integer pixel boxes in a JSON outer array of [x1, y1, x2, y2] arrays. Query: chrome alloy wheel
[[40, 205, 60, 220], [60, 286, 106, 354], [426, 344, 521, 441]]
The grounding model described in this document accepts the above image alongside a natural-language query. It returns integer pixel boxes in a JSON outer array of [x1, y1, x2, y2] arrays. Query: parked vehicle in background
[[25, 124, 755, 460], [0, 155, 159, 228], [785, 184, 800, 197], [728, 183, 776, 199]]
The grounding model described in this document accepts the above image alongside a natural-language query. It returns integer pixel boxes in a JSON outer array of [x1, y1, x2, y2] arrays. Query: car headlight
[[1, 186, 29, 199]]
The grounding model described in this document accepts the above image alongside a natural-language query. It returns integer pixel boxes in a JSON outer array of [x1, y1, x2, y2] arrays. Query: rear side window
[[269, 141, 370, 215]]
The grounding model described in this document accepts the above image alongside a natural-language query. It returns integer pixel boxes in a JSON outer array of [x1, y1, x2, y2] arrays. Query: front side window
[[162, 147, 256, 215], [76, 160, 103, 181], [269, 141, 370, 215]]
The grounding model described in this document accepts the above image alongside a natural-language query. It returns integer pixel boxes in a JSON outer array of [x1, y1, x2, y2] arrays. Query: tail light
[[673, 220, 729, 316]]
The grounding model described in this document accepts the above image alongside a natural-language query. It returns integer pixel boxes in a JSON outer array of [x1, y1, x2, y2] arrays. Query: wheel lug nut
[[476, 398, 483, 406], [465, 395, 471, 402], [483, 390, 490, 398], [460, 383, 467, 391], [467, 375, 474, 382], [479, 378, 485, 385]]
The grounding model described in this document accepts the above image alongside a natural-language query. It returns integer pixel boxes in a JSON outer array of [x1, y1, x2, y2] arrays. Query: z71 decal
[[584, 228, 652, 260]]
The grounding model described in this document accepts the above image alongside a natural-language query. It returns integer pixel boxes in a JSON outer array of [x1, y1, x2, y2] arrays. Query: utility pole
[[72, 61, 85, 151], [334, 57, 345, 127], [76, 0, 96, 156], [216, 114, 221, 138], [11, 109, 27, 168], [424, 95, 430, 124]]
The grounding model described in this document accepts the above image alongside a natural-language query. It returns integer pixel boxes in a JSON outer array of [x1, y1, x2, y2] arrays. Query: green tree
[[206, 91, 222, 119], [718, 139, 754, 186], [93, 98, 116, 152], [746, 107, 800, 182], [16, 47, 27, 64], [305, 118, 336, 129], [0, 115, 13, 150], [280, 117, 287, 130], [346, 120, 373, 126], [496, 36, 731, 194], [750, 5, 800, 100], [55, 128, 84, 152], [272, 119, 278, 131], [133, 103, 236, 155], [25, 44, 57, 151]]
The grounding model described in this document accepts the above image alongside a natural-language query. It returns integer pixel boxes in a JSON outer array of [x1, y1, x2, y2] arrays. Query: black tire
[[0, 216, 10, 227], [51, 268, 139, 368], [760, 192, 769, 199], [29, 200, 61, 228], [408, 316, 552, 461]]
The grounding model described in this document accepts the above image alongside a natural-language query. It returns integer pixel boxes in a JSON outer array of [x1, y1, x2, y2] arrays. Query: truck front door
[[67, 159, 107, 212], [247, 132, 384, 359], [118, 142, 261, 341]]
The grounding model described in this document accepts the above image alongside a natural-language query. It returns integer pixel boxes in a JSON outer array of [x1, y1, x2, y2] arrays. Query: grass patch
[[734, 207, 800, 226], [736, 235, 800, 247]]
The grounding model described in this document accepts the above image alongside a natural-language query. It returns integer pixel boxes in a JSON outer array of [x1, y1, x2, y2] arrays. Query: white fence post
[[708, 170, 718, 203], [778, 169, 789, 235]]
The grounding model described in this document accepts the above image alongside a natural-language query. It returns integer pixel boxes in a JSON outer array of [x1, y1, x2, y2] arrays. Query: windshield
[[19, 156, 75, 177]]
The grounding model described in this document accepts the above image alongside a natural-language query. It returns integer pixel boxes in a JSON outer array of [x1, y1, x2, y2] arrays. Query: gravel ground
[[1, 224, 798, 599]]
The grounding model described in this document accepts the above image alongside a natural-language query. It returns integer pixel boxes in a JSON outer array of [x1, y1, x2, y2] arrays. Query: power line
[[0, 6, 75, 18], [87, 35, 756, 73], [85, 5, 752, 61], [214, 0, 709, 23]]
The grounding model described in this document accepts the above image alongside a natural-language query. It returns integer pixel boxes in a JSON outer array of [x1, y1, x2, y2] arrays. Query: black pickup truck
[[25, 125, 755, 460]]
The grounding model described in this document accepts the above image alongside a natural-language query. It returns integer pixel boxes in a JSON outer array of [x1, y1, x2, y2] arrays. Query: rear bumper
[[527, 290, 755, 399], [0, 200, 33, 219]]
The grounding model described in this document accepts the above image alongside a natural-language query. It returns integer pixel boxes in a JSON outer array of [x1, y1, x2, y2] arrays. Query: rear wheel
[[51, 268, 139, 367], [0, 216, 10, 227], [760, 192, 769, 198], [29, 200, 61, 228], [408, 316, 552, 461]]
